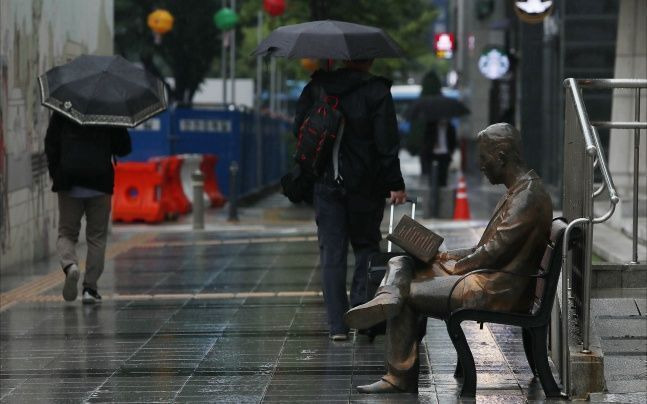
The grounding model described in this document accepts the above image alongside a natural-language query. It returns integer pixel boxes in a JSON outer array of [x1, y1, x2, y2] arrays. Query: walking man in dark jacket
[[294, 60, 407, 340], [45, 112, 131, 304]]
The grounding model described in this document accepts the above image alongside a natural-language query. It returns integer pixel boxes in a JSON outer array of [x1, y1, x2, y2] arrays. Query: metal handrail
[[592, 182, 606, 198], [564, 79, 621, 217], [561, 78, 646, 396], [590, 126, 620, 222], [574, 78, 647, 88], [565, 79, 597, 155], [560, 217, 589, 395], [591, 121, 647, 129]]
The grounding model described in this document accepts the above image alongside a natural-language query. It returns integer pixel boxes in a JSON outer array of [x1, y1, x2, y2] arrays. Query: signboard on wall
[[514, 0, 553, 24], [478, 46, 510, 80], [434, 32, 454, 59]]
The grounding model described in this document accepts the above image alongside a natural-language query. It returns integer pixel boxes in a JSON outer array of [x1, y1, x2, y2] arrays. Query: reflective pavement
[[0, 221, 574, 403], [1, 194, 575, 403]]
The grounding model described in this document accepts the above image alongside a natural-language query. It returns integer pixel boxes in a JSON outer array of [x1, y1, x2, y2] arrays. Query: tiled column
[[608, 0, 646, 225]]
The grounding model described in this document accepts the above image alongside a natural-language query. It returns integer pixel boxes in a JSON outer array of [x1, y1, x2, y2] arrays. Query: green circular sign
[[214, 7, 239, 30]]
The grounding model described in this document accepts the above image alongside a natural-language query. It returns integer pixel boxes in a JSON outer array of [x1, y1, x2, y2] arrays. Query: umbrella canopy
[[252, 20, 404, 60], [406, 95, 470, 123], [38, 55, 167, 127]]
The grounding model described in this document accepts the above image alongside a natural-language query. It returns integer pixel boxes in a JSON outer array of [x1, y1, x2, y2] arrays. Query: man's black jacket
[[293, 68, 405, 197], [45, 113, 132, 194]]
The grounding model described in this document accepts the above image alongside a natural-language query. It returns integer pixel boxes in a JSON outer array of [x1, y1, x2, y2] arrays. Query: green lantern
[[214, 7, 239, 30]]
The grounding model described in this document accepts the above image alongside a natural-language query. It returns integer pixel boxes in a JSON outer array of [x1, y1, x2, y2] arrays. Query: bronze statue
[[344, 122, 553, 394]]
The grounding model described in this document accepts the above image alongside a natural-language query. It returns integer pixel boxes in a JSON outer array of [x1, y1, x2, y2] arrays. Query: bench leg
[[529, 326, 562, 398], [446, 320, 476, 397], [522, 328, 538, 377]]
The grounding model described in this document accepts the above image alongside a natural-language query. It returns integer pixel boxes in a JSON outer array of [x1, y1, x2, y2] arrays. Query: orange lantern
[[300, 58, 318, 72], [147, 9, 174, 44]]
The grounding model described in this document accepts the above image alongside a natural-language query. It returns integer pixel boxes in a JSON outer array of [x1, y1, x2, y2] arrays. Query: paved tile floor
[[2, 220, 572, 403]]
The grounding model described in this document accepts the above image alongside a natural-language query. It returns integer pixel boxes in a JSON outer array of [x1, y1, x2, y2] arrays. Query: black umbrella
[[252, 20, 404, 60], [406, 95, 470, 122], [38, 55, 167, 127]]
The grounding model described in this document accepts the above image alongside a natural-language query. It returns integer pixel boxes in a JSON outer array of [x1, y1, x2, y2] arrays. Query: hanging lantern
[[214, 7, 239, 30], [147, 9, 174, 44], [263, 0, 286, 17], [300, 58, 318, 72]]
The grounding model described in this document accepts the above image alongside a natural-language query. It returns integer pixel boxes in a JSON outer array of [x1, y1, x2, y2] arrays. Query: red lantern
[[263, 0, 286, 17]]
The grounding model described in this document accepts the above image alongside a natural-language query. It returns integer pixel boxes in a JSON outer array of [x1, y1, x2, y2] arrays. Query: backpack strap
[[332, 118, 345, 184], [312, 78, 374, 185]]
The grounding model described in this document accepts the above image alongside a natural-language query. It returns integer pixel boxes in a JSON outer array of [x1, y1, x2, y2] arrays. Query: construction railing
[[559, 78, 646, 394]]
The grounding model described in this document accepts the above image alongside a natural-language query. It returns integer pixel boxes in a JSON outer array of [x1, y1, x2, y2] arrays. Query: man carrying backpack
[[293, 59, 407, 340], [45, 112, 131, 304]]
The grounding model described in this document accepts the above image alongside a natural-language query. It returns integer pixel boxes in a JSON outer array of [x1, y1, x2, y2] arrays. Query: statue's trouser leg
[[379, 255, 415, 297], [382, 273, 463, 390], [384, 303, 422, 391]]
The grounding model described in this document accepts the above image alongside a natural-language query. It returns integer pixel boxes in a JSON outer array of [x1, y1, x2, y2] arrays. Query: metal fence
[[558, 78, 646, 394], [124, 107, 292, 199]]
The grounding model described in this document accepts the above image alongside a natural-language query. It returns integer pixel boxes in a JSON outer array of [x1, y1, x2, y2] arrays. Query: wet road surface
[[1, 223, 568, 403]]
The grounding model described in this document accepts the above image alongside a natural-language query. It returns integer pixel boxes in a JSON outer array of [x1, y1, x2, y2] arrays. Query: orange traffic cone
[[453, 174, 471, 220]]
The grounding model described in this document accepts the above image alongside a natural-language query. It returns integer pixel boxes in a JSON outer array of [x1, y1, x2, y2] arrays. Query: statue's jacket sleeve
[[452, 170, 552, 313]]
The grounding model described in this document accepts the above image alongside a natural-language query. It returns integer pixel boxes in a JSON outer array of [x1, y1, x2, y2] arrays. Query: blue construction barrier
[[124, 107, 292, 199]]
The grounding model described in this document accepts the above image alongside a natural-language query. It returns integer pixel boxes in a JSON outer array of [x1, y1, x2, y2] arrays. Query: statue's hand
[[436, 251, 460, 262]]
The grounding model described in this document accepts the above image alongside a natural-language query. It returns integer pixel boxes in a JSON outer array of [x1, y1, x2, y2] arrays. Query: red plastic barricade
[[112, 162, 165, 223], [150, 156, 191, 217], [200, 154, 227, 208]]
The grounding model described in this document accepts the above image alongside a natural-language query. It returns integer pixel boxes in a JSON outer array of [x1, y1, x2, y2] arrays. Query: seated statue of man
[[344, 122, 553, 394]]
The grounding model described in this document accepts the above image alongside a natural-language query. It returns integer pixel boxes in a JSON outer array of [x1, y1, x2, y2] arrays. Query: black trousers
[[421, 153, 451, 187], [313, 181, 385, 334]]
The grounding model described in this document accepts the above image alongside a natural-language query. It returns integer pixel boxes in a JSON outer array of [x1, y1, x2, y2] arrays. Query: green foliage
[[237, 0, 440, 82], [115, 0, 222, 106], [115, 0, 443, 105]]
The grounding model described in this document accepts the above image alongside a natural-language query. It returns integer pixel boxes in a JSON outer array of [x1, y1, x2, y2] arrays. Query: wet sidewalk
[[0, 191, 570, 403]]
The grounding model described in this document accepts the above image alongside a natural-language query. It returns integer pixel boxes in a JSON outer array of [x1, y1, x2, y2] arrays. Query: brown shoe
[[356, 378, 417, 394], [344, 290, 401, 329]]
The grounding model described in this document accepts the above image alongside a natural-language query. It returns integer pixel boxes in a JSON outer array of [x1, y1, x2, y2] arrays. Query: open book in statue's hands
[[386, 215, 444, 264]]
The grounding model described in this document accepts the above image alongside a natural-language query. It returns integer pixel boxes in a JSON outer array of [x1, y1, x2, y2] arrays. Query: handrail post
[[582, 154, 594, 353], [561, 218, 589, 397], [631, 88, 641, 264]]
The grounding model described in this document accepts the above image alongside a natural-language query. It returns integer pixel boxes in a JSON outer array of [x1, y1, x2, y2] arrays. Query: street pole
[[230, 0, 236, 106], [277, 67, 282, 115], [221, 32, 228, 105], [192, 170, 205, 230], [256, 10, 263, 188], [228, 161, 239, 222], [269, 57, 276, 113]]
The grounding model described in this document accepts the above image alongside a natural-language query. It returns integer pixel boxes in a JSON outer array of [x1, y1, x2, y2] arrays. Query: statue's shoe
[[344, 291, 401, 329], [356, 378, 417, 394]]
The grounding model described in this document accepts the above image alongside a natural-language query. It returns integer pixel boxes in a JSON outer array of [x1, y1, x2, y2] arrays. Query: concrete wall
[[608, 0, 646, 224], [0, 0, 114, 271]]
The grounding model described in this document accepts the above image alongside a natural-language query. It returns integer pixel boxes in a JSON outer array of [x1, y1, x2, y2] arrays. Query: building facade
[[0, 0, 114, 271]]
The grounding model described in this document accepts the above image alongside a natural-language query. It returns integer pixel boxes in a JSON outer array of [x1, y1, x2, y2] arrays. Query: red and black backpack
[[295, 86, 345, 180]]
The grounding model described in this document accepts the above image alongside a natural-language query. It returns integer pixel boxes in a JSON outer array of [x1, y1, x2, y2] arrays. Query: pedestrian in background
[[422, 118, 457, 187], [45, 112, 131, 304], [294, 59, 407, 340]]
